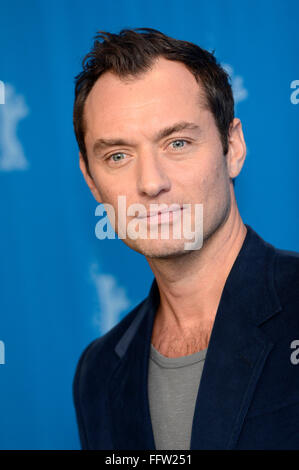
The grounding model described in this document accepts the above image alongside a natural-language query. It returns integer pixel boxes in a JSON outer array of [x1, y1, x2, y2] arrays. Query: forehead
[[83, 57, 208, 138]]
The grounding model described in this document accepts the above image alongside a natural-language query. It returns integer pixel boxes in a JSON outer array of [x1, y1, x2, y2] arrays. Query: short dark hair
[[73, 27, 235, 185]]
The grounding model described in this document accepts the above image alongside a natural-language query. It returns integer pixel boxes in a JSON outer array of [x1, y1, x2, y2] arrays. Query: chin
[[126, 238, 194, 259]]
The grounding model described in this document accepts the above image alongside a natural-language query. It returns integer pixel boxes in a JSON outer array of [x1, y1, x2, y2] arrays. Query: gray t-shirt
[[148, 344, 207, 450]]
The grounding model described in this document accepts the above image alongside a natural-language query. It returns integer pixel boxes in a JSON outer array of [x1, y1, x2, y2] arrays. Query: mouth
[[137, 206, 184, 224]]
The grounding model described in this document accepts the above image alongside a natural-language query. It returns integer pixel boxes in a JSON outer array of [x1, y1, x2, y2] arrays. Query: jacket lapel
[[190, 225, 281, 449], [108, 281, 159, 450], [108, 224, 282, 449]]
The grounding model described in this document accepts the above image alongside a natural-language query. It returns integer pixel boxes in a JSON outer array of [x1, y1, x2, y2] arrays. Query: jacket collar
[[108, 224, 282, 449]]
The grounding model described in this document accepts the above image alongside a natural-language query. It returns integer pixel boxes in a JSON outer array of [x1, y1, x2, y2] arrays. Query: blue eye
[[170, 139, 188, 149], [109, 153, 125, 162]]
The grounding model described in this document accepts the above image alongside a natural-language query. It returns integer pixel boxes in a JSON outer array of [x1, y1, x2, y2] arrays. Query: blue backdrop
[[0, 0, 298, 450]]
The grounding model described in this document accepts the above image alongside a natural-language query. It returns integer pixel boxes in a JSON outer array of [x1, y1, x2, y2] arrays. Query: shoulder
[[273, 245, 299, 305], [72, 297, 148, 448], [72, 297, 149, 449], [274, 245, 299, 274], [73, 297, 147, 386], [266, 244, 299, 331]]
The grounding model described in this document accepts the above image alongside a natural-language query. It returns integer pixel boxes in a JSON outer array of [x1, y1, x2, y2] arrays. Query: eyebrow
[[92, 121, 201, 155]]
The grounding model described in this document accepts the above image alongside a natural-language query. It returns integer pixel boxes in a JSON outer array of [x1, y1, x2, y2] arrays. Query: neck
[[146, 204, 247, 337]]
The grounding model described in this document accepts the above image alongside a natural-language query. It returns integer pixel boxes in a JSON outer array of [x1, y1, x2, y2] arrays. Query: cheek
[[90, 174, 114, 206], [209, 151, 228, 183], [201, 157, 229, 200], [92, 173, 136, 214]]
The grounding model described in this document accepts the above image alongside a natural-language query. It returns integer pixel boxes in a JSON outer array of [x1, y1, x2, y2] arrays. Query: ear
[[79, 152, 102, 204], [226, 118, 247, 179]]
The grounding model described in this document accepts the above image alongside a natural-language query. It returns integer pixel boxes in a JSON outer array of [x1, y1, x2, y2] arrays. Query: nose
[[136, 150, 171, 197]]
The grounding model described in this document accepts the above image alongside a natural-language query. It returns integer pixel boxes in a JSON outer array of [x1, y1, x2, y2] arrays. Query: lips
[[137, 206, 183, 219]]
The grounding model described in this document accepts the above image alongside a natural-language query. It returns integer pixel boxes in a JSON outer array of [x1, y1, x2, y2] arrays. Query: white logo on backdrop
[[0, 340, 5, 365], [0, 83, 29, 171], [0, 81, 4, 104], [222, 63, 248, 106], [90, 263, 132, 334], [222, 63, 250, 157]]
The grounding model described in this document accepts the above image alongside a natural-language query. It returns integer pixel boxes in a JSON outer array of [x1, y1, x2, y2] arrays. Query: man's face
[[81, 57, 242, 258]]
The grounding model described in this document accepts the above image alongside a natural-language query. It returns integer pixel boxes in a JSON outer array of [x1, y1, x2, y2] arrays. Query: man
[[72, 28, 299, 450]]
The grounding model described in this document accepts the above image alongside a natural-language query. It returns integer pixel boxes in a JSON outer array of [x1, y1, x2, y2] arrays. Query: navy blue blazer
[[73, 224, 299, 450]]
